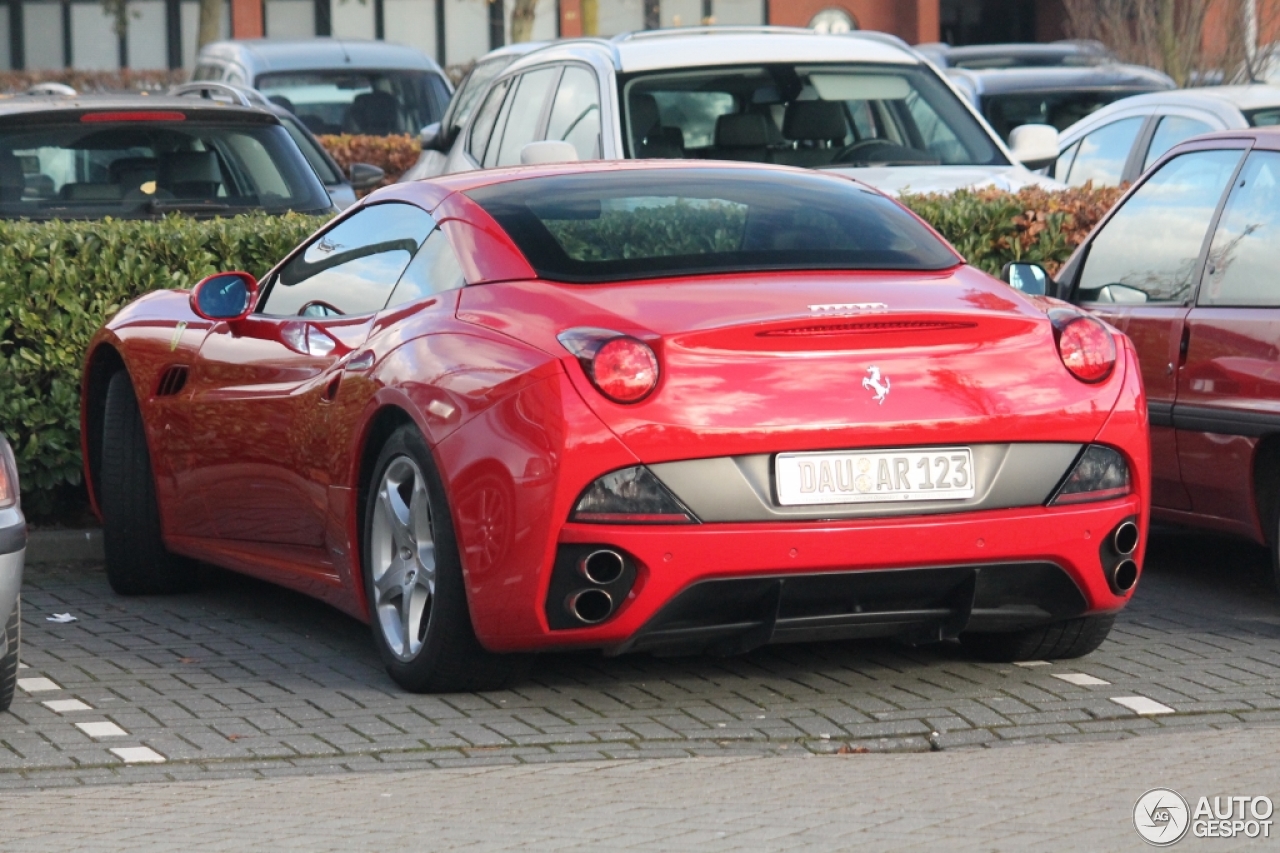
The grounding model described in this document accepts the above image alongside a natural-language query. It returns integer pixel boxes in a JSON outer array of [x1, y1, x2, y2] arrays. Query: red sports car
[[81, 162, 1149, 693]]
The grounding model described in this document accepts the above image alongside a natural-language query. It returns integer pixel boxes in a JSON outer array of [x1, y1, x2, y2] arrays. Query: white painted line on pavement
[[1052, 673, 1110, 686], [110, 747, 165, 764], [17, 662, 27, 669], [43, 699, 92, 713], [1014, 661, 1051, 667], [1111, 696, 1175, 715], [76, 721, 127, 738], [17, 677, 60, 693]]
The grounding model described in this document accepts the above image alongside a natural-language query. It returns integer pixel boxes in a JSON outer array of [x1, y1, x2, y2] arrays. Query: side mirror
[[1001, 262, 1050, 297], [520, 140, 579, 166], [1008, 124, 1060, 171], [190, 272, 258, 322], [419, 121, 444, 152], [348, 162, 385, 191]]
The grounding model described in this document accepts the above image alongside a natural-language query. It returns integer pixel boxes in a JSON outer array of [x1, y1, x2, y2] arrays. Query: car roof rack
[[611, 25, 815, 42], [168, 81, 270, 109], [25, 82, 77, 97]]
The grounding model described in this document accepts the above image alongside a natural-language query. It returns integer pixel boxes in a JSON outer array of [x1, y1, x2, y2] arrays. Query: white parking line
[[76, 721, 128, 738], [1052, 673, 1111, 686], [17, 662, 27, 669], [16, 677, 60, 693], [1111, 696, 1175, 715], [110, 747, 165, 764], [43, 699, 92, 713], [1014, 661, 1051, 667]]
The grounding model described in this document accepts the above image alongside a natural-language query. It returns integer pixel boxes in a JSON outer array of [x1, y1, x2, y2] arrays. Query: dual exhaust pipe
[[1110, 521, 1139, 593], [565, 549, 626, 624]]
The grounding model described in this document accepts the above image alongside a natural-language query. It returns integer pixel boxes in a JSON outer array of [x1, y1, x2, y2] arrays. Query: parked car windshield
[[256, 70, 448, 135], [0, 118, 332, 219], [982, 89, 1153, 140], [619, 63, 1007, 169], [466, 168, 960, 283]]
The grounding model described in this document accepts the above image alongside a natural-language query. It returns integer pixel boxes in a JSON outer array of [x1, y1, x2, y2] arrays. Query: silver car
[[0, 435, 23, 714]]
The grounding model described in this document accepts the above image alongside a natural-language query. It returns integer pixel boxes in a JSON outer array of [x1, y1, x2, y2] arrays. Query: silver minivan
[[193, 39, 452, 138]]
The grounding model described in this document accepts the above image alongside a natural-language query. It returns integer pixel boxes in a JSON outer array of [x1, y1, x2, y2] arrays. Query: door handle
[[1178, 327, 1191, 368]]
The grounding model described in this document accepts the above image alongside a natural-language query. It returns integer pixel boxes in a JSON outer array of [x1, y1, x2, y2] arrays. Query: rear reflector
[[1050, 445, 1130, 506], [572, 466, 697, 524], [81, 111, 187, 123]]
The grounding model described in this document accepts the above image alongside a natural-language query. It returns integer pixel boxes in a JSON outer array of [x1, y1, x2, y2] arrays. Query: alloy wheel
[[369, 455, 437, 661]]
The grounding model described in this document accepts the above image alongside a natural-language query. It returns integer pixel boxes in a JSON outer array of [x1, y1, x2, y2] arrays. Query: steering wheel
[[833, 138, 901, 164], [299, 300, 344, 318]]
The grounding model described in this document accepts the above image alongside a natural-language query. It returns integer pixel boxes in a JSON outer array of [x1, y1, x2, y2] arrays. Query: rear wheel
[[959, 614, 1115, 662], [0, 600, 18, 713], [363, 425, 520, 693], [100, 371, 194, 595]]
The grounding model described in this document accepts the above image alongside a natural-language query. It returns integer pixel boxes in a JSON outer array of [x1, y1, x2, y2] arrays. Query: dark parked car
[[0, 94, 333, 219], [917, 40, 1117, 70], [1009, 127, 1280, 586]]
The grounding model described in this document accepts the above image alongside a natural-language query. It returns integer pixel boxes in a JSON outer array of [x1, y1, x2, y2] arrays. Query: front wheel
[[959, 614, 1116, 662], [363, 425, 520, 693]]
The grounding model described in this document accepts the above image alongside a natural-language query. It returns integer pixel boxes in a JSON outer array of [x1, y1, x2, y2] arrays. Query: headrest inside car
[[783, 101, 849, 142], [715, 113, 771, 148], [160, 151, 222, 186]]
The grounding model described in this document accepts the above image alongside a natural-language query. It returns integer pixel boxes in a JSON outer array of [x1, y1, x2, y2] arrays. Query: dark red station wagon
[[1046, 128, 1280, 582]]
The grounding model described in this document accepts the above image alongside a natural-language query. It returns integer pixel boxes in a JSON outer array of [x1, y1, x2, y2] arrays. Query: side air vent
[[155, 365, 189, 397], [759, 321, 977, 338]]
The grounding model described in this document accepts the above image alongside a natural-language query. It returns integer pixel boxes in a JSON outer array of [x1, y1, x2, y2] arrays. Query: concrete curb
[[26, 528, 104, 564]]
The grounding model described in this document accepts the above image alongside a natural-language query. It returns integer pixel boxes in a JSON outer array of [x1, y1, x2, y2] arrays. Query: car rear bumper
[[0, 514, 24, 644], [480, 496, 1144, 652]]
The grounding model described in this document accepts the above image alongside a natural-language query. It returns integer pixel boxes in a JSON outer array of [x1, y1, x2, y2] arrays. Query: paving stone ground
[[3, 526, 1280, 794]]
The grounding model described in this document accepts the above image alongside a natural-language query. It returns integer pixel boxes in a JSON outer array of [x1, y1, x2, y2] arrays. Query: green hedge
[[0, 213, 327, 517], [3, 186, 1123, 519]]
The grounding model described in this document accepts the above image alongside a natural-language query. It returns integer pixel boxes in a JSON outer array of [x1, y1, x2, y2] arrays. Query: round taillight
[[589, 337, 659, 403], [1052, 312, 1116, 383]]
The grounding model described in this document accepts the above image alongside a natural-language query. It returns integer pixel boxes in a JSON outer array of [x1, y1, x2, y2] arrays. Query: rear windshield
[[0, 119, 332, 219], [256, 70, 449, 136], [981, 89, 1157, 141], [465, 168, 960, 283]]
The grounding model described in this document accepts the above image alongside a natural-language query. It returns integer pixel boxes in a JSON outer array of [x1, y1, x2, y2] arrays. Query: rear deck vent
[[759, 321, 977, 338], [155, 365, 189, 397]]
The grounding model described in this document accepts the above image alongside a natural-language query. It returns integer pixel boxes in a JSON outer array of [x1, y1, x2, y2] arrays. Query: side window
[[262, 203, 435, 317], [467, 77, 512, 164], [548, 67, 602, 160], [385, 228, 466, 308], [493, 68, 559, 167], [1143, 116, 1215, 170], [192, 63, 222, 82], [1054, 140, 1080, 183], [482, 80, 519, 168], [1077, 149, 1243, 304], [1066, 117, 1144, 188], [1200, 151, 1280, 307]]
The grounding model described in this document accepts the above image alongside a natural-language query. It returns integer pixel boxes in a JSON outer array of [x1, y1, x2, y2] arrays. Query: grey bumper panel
[[649, 443, 1082, 522]]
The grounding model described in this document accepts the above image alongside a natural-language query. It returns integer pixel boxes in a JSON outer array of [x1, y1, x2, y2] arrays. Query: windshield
[[465, 168, 960, 284], [981, 89, 1156, 141], [0, 119, 331, 219], [620, 63, 1006, 169], [256, 70, 449, 136]]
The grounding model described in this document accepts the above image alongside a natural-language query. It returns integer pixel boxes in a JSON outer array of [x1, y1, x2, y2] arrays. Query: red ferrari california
[[82, 162, 1149, 692]]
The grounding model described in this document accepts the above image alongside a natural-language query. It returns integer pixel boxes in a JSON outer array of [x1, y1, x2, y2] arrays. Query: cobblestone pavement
[[3, 528, 1280, 792], [2, 727, 1278, 851]]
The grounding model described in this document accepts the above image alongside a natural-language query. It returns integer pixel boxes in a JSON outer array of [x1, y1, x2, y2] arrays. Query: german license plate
[[775, 447, 975, 506]]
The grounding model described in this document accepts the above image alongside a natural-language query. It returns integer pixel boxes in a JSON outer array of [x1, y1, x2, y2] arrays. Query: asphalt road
[[4, 526, 1280, 792]]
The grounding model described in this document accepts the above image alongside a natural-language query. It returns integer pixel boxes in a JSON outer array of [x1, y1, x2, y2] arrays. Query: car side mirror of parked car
[[1008, 124, 1060, 171], [1001, 262, 1050, 297], [419, 121, 444, 152], [348, 162, 385, 191], [190, 272, 258, 323]]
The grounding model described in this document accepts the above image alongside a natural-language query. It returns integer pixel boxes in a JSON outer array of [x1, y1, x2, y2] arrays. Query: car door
[[1069, 145, 1246, 510], [1177, 145, 1280, 531], [182, 202, 435, 557]]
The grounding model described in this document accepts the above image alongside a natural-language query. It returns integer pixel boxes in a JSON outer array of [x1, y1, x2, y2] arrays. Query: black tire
[[959, 614, 1116, 663], [363, 425, 521, 693], [0, 600, 18, 713], [100, 371, 194, 595]]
